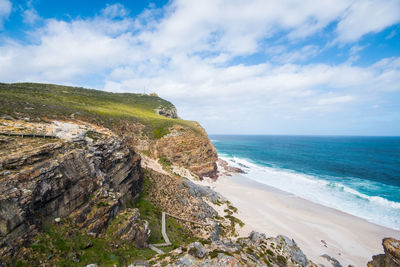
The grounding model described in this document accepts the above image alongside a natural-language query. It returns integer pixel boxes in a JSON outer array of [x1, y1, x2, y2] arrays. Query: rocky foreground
[[0, 117, 317, 266]]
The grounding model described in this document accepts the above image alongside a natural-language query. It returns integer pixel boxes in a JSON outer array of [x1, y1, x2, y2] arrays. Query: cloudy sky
[[1, 0, 400, 135]]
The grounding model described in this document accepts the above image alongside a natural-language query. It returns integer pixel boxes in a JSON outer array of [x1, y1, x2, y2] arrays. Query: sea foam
[[220, 155, 400, 230]]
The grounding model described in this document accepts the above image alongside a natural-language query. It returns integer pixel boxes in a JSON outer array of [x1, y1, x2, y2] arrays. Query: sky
[[0, 0, 400, 136]]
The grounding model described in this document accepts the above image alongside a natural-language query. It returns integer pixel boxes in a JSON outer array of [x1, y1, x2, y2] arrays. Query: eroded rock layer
[[118, 122, 218, 179], [0, 120, 148, 258]]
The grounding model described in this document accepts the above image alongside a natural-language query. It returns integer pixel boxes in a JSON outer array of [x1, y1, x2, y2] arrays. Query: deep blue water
[[210, 135, 400, 230]]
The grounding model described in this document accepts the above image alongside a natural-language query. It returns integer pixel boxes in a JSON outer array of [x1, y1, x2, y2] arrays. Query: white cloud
[[1, 1, 400, 134], [23, 8, 40, 24], [0, 0, 12, 28], [270, 45, 321, 63], [101, 3, 130, 18], [136, 0, 352, 57], [336, 0, 400, 43]]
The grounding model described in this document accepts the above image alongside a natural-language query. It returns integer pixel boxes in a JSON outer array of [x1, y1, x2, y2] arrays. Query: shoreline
[[200, 172, 400, 266]]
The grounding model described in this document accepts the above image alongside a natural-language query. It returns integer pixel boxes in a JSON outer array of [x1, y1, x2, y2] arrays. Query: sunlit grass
[[0, 82, 200, 138]]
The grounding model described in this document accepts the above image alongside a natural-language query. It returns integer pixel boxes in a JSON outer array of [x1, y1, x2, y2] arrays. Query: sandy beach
[[200, 173, 400, 266]]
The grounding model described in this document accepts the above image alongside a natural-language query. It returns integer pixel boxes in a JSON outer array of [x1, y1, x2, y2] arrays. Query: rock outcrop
[[217, 158, 245, 176], [142, 169, 220, 240], [0, 120, 149, 259], [155, 106, 178, 119], [152, 231, 318, 267], [188, 242, 207, 259], [113, 208, 150, 248], [368, 238, 400, 267], [116, 122, 218, 179], [154, 124, 218, 179]]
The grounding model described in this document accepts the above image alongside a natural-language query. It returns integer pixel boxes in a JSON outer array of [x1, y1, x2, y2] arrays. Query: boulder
[[277, 235, 308, 267], [188, 242, 207, 259], [368, 238, 400, 267], [249, 231, 266, 243], [115, 209, 151, 248]]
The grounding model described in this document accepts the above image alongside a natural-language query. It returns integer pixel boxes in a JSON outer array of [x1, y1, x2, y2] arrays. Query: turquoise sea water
[[210, 135, 400, 230]]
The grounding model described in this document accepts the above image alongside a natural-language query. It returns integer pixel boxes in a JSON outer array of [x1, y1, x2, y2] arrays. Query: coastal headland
[[0, 82, 399, 266]]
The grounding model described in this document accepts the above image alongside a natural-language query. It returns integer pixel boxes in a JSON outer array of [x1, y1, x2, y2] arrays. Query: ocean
[[209, 135, 400, 230]]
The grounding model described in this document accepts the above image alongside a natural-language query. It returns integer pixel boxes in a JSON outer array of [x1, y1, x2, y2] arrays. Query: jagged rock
[[115, 208, 151, 248], [157, 233, 317, 267], [249, 231, 267, 243], [188, 242, 207, 259], [182, 179, 225, 203], [171, 253, 240, 267], [276, 235, 309, 267], [0, 126, 144, 258], [155, 106, 178, 119], [83, 202, 120, 236], [368, 238, 400, 267], [210, 222, 221, 241], [218, 159, 245, 174], [114, 120, 218, 180], [154, 124, 218, 179], [321, 254, 342, 267]]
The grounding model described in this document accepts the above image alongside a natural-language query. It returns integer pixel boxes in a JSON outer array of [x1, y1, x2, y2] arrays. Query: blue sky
[[1, 0, 400, 135]]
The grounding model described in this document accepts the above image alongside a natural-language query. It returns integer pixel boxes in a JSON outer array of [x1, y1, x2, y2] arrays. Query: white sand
[[201, 173, 400, 266]]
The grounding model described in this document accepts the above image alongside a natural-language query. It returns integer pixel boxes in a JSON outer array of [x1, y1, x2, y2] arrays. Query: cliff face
[[0, 83, 219, 180], [0, 120, 149, 258], [154, 124, 218, 179], [117, 122, 218, 179]]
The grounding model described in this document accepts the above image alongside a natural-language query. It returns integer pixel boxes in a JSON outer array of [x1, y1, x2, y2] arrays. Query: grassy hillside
[[0, 82, 198, 138]]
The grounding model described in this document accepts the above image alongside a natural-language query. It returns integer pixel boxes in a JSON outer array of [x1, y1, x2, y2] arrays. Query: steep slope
[[0, 82, 217, 178], [0, 120, 150, 262]]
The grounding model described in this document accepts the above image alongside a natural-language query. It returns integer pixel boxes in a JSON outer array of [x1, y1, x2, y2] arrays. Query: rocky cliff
[[116, 122, 218, 180], [0, 82, 218, 180], [0, 119, 150, 263]]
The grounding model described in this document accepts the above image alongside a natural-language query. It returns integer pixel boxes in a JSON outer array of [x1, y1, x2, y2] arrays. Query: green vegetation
[[140, 150, 151, 157], [15, 218, 156, 266], [13, 170, 198, 266], [0, 82, 199, 139], [224, 215, 245, 228], [277, 255, 287, 265], [158, 156, 173, 172], [209, 250, 233, 259], [134, 171, 196, 248], [266, 249, 274, 256], [86, 130, 102, 142], [227, 204, 238, 213]]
